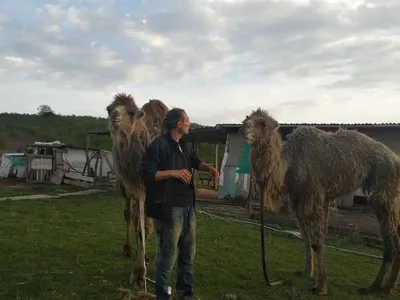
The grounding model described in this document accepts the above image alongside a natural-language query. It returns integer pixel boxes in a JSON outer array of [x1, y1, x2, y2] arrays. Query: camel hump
[[396, 156, 400, 178], [141, 99, 169, 119]]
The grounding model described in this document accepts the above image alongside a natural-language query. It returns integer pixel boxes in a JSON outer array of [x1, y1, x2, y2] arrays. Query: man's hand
[[209, 167, 220, 184], [171, 169, 192, 184], [198, 162, 220, 185]]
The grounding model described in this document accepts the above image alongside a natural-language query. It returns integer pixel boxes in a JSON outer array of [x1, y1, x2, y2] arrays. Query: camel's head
[[239, 108, 279, 143], [106, 93, 146, 134]]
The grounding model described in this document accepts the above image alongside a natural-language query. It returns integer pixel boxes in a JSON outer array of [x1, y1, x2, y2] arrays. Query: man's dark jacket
[[139, 133, 202, 222]]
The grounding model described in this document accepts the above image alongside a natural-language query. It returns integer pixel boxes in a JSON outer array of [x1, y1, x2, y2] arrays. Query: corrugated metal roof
[[88, 122, 400, 136], [215, 122, 400, 129]]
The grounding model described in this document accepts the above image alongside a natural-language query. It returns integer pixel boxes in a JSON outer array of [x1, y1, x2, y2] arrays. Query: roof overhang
[[87, 122, 400, 145]]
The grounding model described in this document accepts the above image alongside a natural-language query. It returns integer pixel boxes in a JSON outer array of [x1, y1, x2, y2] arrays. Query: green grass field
[[0, 185, 398, 300]]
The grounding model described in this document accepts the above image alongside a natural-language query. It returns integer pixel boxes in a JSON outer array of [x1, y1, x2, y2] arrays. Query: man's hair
[[164, 108, 185, 131]]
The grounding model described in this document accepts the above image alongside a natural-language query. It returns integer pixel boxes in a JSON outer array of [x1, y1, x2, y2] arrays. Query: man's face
[[177, 112, 191, 135]]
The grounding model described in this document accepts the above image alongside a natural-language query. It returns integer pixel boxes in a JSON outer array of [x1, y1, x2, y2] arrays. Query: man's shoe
[[176, 291, 200, 300]]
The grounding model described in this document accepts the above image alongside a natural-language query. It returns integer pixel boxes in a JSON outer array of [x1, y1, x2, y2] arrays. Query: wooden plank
[[26, 154, 54, 159], [50, 169, 65, 185], [64, 171, 94, 183], [63, 178, 91, 188]]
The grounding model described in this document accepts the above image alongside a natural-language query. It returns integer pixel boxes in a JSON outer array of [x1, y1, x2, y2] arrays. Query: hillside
[[0, 111, 224, 167], [0, 112, 110, 151]]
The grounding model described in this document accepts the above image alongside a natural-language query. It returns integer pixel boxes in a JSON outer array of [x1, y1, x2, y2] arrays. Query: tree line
[[0, 106, 225, 168]]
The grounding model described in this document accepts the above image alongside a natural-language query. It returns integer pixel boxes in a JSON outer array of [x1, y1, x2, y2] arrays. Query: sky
[[0, 0, 399, 126]]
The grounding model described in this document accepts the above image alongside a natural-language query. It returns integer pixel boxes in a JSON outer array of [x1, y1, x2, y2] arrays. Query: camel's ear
[[269, 119, 279, 131], [264, 119, 279, 132], [137, 110, 146, 119]]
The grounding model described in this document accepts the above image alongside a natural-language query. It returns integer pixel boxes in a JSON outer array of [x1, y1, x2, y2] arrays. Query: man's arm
[[190, 150, 220, 186], [140, 139, 173, 183], [190, 150, 202, 171], [198, 162, 215, 172], [155, 170, 174, 181], [190, 150, 213, 172]]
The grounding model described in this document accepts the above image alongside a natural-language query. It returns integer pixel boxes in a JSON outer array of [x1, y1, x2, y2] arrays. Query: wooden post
[[246, 172, 254, 218], [83, 134, 91, 176], [214, 143, 219, 190], [93, 150, 100, 186], [99, 149, 104, 182], [193, 140, 199, 195]]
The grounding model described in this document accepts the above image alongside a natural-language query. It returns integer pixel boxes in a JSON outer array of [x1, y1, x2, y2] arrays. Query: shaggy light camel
[[240, 108, 400, 296], [106, 93, 168, 284]]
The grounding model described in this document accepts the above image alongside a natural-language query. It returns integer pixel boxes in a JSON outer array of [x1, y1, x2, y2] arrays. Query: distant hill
[[0, 110, 224, 167], [0, 112, 110, 151]]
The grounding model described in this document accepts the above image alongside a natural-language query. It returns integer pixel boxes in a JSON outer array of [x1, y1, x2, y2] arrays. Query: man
[[139, 108, 220, 300]]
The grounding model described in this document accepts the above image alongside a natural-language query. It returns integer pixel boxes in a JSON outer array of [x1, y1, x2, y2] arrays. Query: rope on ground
[[197, 210, 382, 260]]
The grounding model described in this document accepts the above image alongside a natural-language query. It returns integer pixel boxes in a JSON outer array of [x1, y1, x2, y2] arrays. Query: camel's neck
[[251, 132, 287, 178], [112, 125, 150, 154], [250, 132, 288, 213]]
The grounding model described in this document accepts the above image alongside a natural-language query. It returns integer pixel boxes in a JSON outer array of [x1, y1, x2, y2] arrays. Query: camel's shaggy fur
[[240, 108, 400, 296], [106, 93, 168, 284]]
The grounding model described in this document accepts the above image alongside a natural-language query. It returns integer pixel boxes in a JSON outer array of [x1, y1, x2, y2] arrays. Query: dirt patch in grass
[[0, 179, 89, 198]]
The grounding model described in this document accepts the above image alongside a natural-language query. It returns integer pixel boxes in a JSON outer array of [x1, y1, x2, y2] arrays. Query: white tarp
[[0, 153, 27, 178], [63, 148, 113, 177]]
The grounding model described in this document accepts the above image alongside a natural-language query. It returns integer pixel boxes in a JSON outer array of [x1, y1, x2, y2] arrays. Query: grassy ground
[[0, 186, 398, 300]]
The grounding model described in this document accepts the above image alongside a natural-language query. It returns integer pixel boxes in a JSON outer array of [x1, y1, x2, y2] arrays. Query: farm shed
[[25, 141, 66, 182], [186, 122, 400, 210], [23, 141, 114, 186]]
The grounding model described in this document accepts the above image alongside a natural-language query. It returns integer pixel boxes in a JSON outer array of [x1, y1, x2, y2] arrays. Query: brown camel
[[106, 93, 168, 284], [240, 108, 400, 296]]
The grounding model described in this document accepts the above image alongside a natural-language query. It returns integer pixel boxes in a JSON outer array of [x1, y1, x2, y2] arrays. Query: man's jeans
[[154, 205, 196, 300]]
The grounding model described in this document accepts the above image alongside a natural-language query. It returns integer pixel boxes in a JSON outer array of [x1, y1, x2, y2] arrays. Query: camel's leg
[[144, 216, 154, 263], [129, 198, 153, 285], [359, 200, 397, 294], [376, 206, 400, 294], [381, 231, 400, 294], [295, 218, 314, 278], [294, 199, 331, 279], [301, 201, 328, 296], [359, 236, 393, 294], [323, 202, 330, 235], [123, 196, 133, 257]]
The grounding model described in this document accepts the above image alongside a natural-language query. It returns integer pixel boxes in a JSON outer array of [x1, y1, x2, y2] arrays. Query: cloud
[[0, 0, 399, 125]]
